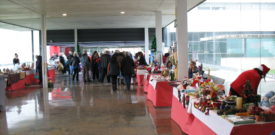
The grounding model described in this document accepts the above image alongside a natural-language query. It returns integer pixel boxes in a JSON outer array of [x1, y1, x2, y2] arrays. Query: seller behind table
[[230, 64, 270, 97], [13, 53, 20, 65], [188, 61, 198, 78]]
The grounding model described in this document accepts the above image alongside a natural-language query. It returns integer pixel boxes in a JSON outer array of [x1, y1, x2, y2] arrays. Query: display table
[[146, 75, 173, 107], [6, 69, 55, 91], [171, 87, 275, 135], [25, 70, 39, 85], [143, 73, 151, 93], [136, 69, 148, 86]]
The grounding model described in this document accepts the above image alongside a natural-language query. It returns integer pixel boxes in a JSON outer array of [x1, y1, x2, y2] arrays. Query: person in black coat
[[72, 52, 80, 81], [100, 51, 111, 83], [35, 55, 42, 85], [109, 53, 119, 91], [13, 53, 20, 65], [121, 52, 135, 90], [91, 51, 100, 81]]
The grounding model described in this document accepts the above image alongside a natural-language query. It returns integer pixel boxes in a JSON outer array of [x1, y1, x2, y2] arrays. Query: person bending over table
[[230, 64, 270, 97]]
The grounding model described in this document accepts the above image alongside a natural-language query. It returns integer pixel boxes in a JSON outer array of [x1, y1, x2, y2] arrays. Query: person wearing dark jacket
[[59, 54, 66, 74], [91, 51, 100, 81], [230, 64, 270, 97], [13, 53, 20, 65], [35, 55, 42, 85], [188, 61, 198, 79], [81, 50, 91, 82], [109, 53, 120, 91], [100, 51, 111, 83], [72, 52, 80, 81], [67, 51, 73, 75], [121, 52, 135, 90], [136, 52, 147, 66]]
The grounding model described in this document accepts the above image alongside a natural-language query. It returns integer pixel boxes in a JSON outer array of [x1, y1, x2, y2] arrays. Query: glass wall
[[0, 23, 40, 69], [187, 0, 275, 95], [163, 22, 176, 47]]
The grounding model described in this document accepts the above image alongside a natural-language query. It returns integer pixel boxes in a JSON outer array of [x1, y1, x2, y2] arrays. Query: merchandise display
[[169, 71, 275, 135]]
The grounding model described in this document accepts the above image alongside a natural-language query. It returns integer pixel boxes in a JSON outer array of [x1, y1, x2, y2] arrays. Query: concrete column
[[176, 0, 188, 80], [31, 30, 35, 62], [144, 27, 150, 64], [155, 11, 163, 63], [41, 15, 48, 88], [74, 28, 78, 52]]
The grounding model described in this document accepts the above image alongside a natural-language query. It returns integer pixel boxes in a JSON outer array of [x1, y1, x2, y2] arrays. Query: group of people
[[56, 50, 147, 91]]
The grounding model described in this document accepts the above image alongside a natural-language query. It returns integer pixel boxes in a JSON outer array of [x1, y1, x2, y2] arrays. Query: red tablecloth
[[171, 95, 275, 135], [143, 74, 151, 93], [171, 96, 215, 135], [147, 81, 173, 107], [25, 74, 39, 85], [6, 79, 26, 91], [136, 74, 144, 86]]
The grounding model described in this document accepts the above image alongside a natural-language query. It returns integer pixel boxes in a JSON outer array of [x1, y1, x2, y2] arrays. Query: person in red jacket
[[230, 64, 270, 97]]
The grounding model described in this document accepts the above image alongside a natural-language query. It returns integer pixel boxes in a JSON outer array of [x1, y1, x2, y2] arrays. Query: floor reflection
[[0, 75, 185, 135], [146, 101, 186, 135]]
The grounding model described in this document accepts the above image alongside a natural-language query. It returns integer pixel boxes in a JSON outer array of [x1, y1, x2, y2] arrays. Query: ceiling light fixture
[[62, 13, 67, 17], [120, 11, 125, 14]]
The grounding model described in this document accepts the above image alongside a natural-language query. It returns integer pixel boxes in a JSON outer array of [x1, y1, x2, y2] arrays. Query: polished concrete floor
[[0, 75, 185, 135]]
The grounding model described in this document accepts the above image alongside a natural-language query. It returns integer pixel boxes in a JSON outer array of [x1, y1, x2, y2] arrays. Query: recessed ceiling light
[[120, 11, 125, 14], [62, 13, 67, 17]]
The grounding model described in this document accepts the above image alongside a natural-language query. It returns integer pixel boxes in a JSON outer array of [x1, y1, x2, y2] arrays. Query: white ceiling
[[0, 0, 205, 30]]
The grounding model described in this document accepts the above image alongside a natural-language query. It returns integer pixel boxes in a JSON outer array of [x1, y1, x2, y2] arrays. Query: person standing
[[137, 52, 147, 66], [72, 52, 80, 81], [81, 50, 91, 82], [91, 51, 100, 81], [188, 61, 198, 79], [121, 52, 135, 90], [108, 53, 120, 91], [67, 51, 74, 75], [100, 50, 111, 83], [13, 53, 20, 65], [35, 55, 42, 85], [59, 54, 66, 74]]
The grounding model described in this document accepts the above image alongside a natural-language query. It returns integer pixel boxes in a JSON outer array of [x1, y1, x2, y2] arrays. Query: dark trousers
[[124, 75, 132, 90], [72, 68, 79, 81], [92, 67, 99, 80], [83, 66, 90, 81], [100, 68, 110, 83], [111, 75, 118, 91]]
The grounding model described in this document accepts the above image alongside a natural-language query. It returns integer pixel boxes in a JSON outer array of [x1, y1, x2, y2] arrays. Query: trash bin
[[0, 75, 6, 112]]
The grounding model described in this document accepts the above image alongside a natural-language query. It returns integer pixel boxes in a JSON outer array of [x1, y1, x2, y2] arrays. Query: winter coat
[[81, 54, 91, 67], [138, 56, 147, 66], [109, 54, 120, 76], [230, 69, 262, 97], [121, 56, 135, 76], [72, 56, 80, 68], [100, 54, 111, 69]]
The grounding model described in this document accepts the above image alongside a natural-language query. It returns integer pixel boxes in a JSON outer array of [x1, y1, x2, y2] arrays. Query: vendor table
[[171, 87, 275, 135], [0, 75, 6, 111], [143, 73, 151, 93], [146, 75, 173, 107], [6, 69, 55, 91], [136, 69, 148, 86]]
